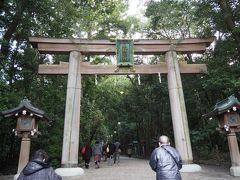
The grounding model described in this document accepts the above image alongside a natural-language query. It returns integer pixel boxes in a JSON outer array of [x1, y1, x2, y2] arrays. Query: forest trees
[[1, 0, 240, 174], [145, 0, 240, 161], [0, 0, 132, 173]]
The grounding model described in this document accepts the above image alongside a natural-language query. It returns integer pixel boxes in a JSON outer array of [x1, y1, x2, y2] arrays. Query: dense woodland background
[[0, 0, 240, 174]]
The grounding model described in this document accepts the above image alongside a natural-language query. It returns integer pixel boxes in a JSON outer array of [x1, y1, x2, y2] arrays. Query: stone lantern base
[[230, 166, 240, 176]]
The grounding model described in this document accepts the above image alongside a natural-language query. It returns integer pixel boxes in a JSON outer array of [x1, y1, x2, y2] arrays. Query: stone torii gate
[[29, 37, 214, 169]]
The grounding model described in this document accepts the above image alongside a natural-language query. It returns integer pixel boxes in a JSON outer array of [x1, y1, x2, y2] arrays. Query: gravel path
[[1, 156, 239, 180]]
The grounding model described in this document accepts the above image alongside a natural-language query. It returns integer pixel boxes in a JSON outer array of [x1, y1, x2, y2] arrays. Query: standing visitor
[[17, 149, 62, 180], [149, 135, 182, 180], [127, 145, 132, 158], [113, 141, 121, 164], [106, 141, 116, 166], [82, 144, 92, 169], [92, 141, 103, 169], [102, 143, 108, 161]]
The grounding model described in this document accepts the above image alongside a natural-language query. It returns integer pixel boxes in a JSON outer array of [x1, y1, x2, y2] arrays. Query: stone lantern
[[1, 98, 49, 174], [203, 95, 240, 176]]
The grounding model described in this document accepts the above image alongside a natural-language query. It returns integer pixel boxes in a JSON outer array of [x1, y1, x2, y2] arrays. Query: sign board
[[116, 39, 133, 66]]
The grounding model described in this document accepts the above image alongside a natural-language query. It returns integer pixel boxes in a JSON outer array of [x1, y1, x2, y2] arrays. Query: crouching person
[[17, 149, 62, 180]]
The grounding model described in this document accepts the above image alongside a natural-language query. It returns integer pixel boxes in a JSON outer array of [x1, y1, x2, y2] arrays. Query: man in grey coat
[[149, 135, 182, 180], [17, 149, 61, 180]]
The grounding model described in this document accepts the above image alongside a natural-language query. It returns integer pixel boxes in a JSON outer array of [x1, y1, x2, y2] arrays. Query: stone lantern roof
[[203, 95, 240, 118], [1, 98, 50, 121]]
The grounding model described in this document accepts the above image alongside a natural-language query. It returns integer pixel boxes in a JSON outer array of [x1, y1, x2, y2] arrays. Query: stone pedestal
[[180, 164, 202, 172], [55, 168, 84, 180], [230, 166, 240, 176]]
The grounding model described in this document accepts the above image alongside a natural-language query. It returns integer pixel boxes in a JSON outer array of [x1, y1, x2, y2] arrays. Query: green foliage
[[0, 0, 129, 173], [1, 0, 240, 174], [74, 0, 131, 39], [145, 0, 213, 38], [80, 99, 106, 144]]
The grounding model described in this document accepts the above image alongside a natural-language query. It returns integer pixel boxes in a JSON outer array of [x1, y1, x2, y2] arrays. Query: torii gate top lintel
[[29, 36, 215, 75], [29, 37, 215, 55]]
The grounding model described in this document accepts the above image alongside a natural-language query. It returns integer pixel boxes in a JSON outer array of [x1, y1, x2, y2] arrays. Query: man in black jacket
[[149, 135, 182, 180], [17, 149, 61, 180]]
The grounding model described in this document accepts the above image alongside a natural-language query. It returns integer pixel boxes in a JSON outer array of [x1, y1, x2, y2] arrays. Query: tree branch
[[218, 0, 240, 43], [1, 0, 29, 56]]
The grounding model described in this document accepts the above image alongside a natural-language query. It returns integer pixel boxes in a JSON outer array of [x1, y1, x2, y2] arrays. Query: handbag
[[117, 148, 121, 153]]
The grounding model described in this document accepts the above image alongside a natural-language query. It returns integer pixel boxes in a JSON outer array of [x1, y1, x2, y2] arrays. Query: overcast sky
[[127, 0, 148, 17]]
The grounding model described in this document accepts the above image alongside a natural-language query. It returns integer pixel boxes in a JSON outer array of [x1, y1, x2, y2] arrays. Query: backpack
[[81, 147, 86, 155]]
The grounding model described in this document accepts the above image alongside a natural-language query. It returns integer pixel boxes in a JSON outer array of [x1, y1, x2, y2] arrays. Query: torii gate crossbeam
[[38, 62, 207, 75]]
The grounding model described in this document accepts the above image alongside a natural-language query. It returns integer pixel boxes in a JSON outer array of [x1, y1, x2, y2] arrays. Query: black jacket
[[149, 145, 182, 180], [17, 159, 61, 180]]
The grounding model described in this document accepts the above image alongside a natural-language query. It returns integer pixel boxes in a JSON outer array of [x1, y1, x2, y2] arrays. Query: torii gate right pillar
[[166, 50, 193, 164]]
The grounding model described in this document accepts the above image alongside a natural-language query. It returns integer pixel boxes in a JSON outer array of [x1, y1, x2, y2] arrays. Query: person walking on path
[[82, 144, 92, 169], [102, 143, 108, 161], [106, 141, 116, 166], [127, 145, 133, 158], [149, 135, 182, 180], [113, 141, 121, 164], [92, 141, 103, 169], [17, 149, 62, 180]]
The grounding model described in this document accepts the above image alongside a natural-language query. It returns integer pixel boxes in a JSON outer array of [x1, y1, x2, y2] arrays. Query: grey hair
[[159, 135, 170, 144]]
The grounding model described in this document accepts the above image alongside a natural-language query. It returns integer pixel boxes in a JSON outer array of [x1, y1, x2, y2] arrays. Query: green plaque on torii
[[116, 39, 134, 66]]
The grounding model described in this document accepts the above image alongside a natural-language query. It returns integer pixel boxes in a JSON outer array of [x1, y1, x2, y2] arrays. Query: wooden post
[[61, 51, 82, 167], [227, 131, 240, 176], [166, 50, 193, 164], [17, 136, 31, 173]]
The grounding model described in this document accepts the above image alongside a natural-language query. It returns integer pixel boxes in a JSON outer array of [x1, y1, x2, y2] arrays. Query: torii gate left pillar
[[61, 51, 82, 167]]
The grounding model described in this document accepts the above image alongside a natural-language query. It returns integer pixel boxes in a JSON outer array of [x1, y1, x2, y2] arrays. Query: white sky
[[126, 0, 149, 39], [127, 0, 148, 18]]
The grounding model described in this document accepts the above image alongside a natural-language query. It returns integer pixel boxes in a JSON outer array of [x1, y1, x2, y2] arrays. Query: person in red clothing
[[82, 144, 92, 169]]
